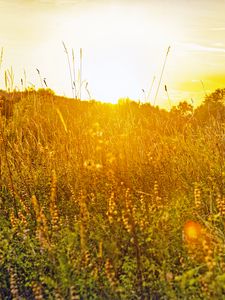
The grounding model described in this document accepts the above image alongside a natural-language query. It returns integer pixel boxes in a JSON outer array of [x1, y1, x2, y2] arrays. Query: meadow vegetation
[[0, 88, 225, 299]]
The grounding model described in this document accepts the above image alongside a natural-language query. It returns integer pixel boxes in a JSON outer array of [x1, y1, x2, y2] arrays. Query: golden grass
[[0, 89, 224, 299]]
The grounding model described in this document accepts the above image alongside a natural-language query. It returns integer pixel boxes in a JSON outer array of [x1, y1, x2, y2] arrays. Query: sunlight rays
[[0, 0, 225, 107]]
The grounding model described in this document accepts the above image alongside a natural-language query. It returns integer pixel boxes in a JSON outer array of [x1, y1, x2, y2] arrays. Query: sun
[[0, 1, 185, 107], [51, 3, 182, 105]]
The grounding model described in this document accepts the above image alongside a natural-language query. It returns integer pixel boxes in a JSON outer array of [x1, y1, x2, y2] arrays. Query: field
[[0, 88, 225, 299]]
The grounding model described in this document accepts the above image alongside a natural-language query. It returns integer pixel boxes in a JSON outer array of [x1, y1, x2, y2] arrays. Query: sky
[[0, 0, 225, 108]]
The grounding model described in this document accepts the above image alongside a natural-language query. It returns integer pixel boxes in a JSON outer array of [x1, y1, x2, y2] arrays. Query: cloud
[[209, 27, 225, 31], [179, 42, 225, 54]]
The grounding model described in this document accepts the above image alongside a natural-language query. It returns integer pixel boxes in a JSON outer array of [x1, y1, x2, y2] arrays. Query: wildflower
[[83, 159, 95, 170], [166, 272, 174, 282], [83, 160, 102, 171], [194, 183, 201, 208]]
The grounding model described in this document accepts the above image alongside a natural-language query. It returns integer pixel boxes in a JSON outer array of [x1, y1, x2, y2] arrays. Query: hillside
[[0, 89, 225, 299]]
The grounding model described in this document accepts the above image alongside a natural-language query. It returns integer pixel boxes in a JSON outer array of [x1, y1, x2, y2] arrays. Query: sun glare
[[1, 1, 225, 106], [184, 221, 202, 242], [41, 3, 183, 105], [1, 1, 225, 297]]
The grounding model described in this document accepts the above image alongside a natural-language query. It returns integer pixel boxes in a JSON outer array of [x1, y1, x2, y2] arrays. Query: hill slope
[[0, 89, 225, 299]]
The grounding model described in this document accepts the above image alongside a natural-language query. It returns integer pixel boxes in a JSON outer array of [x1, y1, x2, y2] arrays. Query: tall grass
[[0, 90, 224, 299], [62, 42, 83, 100]]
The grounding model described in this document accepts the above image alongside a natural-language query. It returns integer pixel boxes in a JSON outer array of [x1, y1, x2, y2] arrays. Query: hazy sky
[[0, 0, 225, 107]]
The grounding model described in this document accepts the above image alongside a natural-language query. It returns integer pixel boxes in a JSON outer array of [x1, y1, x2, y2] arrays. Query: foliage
[[194, 88, 225, 124], [0, 89, 225, 299]]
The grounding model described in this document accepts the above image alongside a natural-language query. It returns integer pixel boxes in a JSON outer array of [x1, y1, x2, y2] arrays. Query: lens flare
[[183, 221, 202, 242]]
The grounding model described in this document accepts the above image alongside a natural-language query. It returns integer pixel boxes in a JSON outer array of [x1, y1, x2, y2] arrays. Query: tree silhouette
[[195, 88, 225, 124]]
